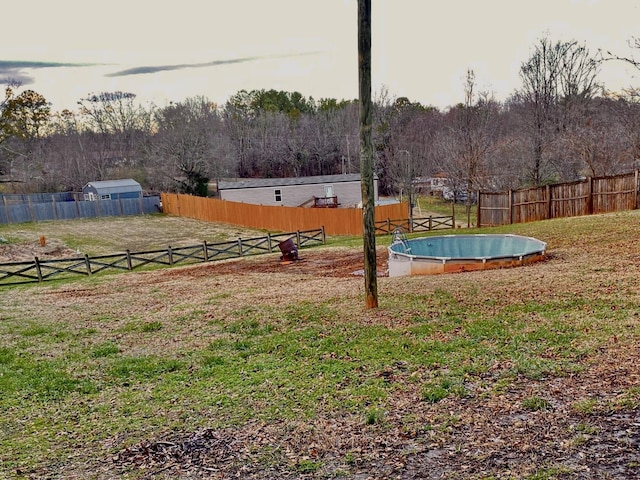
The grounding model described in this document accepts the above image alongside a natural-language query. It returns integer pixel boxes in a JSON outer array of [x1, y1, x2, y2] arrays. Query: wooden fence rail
[[374, 215, 454, 234], [0, 228, 325, 286], [0, 213, 453, 286]]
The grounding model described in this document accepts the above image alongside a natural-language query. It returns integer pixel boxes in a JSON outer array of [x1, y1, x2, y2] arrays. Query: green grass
[[526, 465, 573, 480], [0, 210, 639, 478], [522, 396, 551, 411], [0, 215, 268, 255], [415, 195, 477, 226]]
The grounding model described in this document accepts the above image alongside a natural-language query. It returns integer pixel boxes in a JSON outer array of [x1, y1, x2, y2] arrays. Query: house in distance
[[82, 179, 143, 201], [217, 174, 378, 208]]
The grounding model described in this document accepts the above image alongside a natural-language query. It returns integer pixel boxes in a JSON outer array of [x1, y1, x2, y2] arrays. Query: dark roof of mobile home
[[218, 174, 370, 191]]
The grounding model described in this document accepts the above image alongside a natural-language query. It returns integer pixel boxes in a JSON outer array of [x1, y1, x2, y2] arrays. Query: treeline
[[1, 37, 640, 200]]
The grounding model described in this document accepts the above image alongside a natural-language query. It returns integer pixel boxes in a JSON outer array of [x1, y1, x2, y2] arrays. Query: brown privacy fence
[[477, 170, 640, 226], [0, 228, 325, 286], [160, 193, 412, 235]]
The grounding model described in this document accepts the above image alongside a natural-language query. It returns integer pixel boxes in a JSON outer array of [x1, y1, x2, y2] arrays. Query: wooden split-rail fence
[[0, 228, 325, 286], [374, 215, 455, 234], [0, 214, 455, 287]]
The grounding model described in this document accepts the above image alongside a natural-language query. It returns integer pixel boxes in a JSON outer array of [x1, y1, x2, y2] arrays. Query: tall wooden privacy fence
[[478, 170, 640, 226], [161, 193, 410, 235], [0, 228, 324, 286]]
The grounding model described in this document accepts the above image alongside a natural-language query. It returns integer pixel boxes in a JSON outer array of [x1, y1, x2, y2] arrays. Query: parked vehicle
[[442, 186, 476, 203]]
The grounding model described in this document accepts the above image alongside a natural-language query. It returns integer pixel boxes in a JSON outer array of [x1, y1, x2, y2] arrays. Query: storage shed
[[217, 174, 378, 208], [83, 179, 142, 201]]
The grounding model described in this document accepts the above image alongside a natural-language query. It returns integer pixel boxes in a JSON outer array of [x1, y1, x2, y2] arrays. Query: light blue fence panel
[[8, 205, 31, 223], [0, 195, 161, 224], [143, 196, 162, 214], [32, 203, 55, 221], [97, 201, 120, 216], [57, 202, 81, 220], [121, 198, 142, 216], [77, 201, 98, 217]]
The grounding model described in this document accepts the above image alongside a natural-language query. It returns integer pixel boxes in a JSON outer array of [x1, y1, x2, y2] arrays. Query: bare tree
[[373, 91, 440, 199], [431, 70, 499, 224], [386, 148, 417, 226], [603, 36, 640, 70], [514, 37, 600, 185], [455, 71, 496, 217], [40, 110, 89, 191], [147, 96, 231, 195], [77, 91, 153, 180], [602, 88, 640, 170]]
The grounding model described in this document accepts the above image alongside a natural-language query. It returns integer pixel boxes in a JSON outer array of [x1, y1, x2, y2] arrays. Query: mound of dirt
[[0, 239, 79, 263]]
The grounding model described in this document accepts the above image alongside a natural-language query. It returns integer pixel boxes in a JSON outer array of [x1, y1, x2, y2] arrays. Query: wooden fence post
[[84, 254, 92, 275], [546, 185, 552, 220], [126, 250, 133, 270], [321, 226, 326, 244], [28, 197, 36, 222], [451, 203, 456, 228], [3, 196, 11, 224], [634, 169, 639, 210], [168, 246, 174, 265], [34, 257, 43, 282], [587, 177, 593, 215], [509, 189, 513, 224], [203, 241, 209, 262], [237, 239, 243, 256], [267, 233, 272, 253], [296, 231, 301, 248]]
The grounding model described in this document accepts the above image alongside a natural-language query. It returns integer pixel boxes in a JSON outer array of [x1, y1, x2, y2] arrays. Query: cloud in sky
[[0, 60, 101, 86], [3, 1, 640, 112], [106, 52, 320, 77]]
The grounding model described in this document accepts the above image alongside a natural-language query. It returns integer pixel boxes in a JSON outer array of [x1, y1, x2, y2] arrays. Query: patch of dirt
[[0, 239, 79, 262], [160, 247, 391, 279]]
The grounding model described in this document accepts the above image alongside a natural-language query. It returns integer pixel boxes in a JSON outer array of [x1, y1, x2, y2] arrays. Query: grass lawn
[[414, 194, 477, 227], [0, 215, 267, 257], [1, 210, 639, 479]]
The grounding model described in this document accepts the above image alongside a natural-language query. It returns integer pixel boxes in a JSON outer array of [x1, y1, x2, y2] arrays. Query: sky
[[2, 0, 640, 113]]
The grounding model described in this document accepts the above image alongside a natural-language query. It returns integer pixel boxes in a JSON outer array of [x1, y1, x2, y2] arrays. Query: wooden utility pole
[[358, 0, 378, 308]]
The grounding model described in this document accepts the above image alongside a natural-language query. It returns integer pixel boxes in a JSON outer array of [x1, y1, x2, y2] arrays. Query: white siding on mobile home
[[218, 174, 378, 207]]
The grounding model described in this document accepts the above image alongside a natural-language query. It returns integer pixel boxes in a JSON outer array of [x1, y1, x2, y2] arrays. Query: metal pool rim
[[387, 233, 547, 277]]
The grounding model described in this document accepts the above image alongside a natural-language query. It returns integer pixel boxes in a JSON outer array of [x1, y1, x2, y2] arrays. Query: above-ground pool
[[388, 233, 546, 277]]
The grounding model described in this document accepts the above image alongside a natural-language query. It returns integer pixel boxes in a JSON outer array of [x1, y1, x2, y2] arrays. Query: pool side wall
[[388, 252, 546, 277]]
